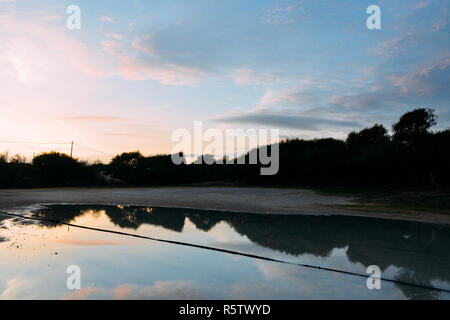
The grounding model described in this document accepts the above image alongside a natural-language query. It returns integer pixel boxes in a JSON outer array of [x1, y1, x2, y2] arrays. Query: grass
[[316, 187, 450, 215]]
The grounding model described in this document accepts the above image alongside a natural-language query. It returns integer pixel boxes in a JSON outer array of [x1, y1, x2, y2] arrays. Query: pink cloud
[[255, 79, 315, 110], [232, 68, 279, 86], [106, 33, 125, 40], [111, 281, 207, 299], [63, 287, 96, 300], [100, 39, 122, 54], [394, 58, 450, 96], [0, 14, 112, 81], [370, 33, 416, 56], [118, 54, 206, 86], [64, 116, 129, 121], [131, 34, 158, 57], [0, 13, 208, 86]]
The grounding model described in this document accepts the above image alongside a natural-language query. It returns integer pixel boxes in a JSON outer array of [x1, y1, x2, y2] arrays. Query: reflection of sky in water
[[0, 205, 449, 300]]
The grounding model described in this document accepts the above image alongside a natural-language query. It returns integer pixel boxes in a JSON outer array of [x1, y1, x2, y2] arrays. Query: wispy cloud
[[106, 33, 125, 40], [0, 13, 209, 87], [131, 33, 158, 57], [254, 79, 319, 111], [216, 112, 362, 131], [99, 16, 114, 23], [100, 39, 122, 54], [64, 116, 129, 121], [118, 54, 207, 86], [370, 33, 416, 56], [0, 14, 112, 84], [232, 69, 282, 86], [393, 58, 450, 97], [261, 3, 305, 25]]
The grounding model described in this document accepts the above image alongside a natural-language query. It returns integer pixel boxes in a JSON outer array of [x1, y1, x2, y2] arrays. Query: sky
[[0, 0, 449, 162]]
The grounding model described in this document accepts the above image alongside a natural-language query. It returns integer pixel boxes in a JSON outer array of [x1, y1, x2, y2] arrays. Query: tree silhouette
[[0, 108, 449, 188], [393, 108, 437, 144], [31, 152, 94, 187], [347, 124, 389, 150]]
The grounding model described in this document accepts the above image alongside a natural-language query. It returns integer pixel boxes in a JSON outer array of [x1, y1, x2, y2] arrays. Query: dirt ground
[[0, 186, 449, 224]]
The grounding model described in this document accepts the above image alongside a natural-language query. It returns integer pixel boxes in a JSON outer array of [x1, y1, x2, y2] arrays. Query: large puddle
[[1, 204, 450, 299]]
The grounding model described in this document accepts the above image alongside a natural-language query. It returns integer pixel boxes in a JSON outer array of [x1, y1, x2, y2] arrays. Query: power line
[[0, 140, 115, 157], [74, 143, 115, 156], [0, 140, 70, 145]]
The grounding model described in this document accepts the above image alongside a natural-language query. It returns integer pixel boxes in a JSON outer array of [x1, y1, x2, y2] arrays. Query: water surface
[[1, 204, 449, 299]]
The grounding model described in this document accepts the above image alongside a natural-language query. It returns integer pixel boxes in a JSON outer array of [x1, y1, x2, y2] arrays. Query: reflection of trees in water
[[34, 205, 450, 299], [186, 213, 222, 232], [341, 217, 450, 298], [395, 269, 440, 300], [223, 214, 349, 257], [35, 205, 186, 231]]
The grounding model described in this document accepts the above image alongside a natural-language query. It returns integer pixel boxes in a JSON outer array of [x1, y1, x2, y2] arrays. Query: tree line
[[0, 108, 449, 188]]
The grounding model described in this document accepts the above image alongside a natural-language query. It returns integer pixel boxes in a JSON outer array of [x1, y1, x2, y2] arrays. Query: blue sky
[[0, 0, 448, 160]]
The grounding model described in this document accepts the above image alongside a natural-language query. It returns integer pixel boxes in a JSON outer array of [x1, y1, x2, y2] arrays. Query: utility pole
[[70, 141, 73, 158]]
